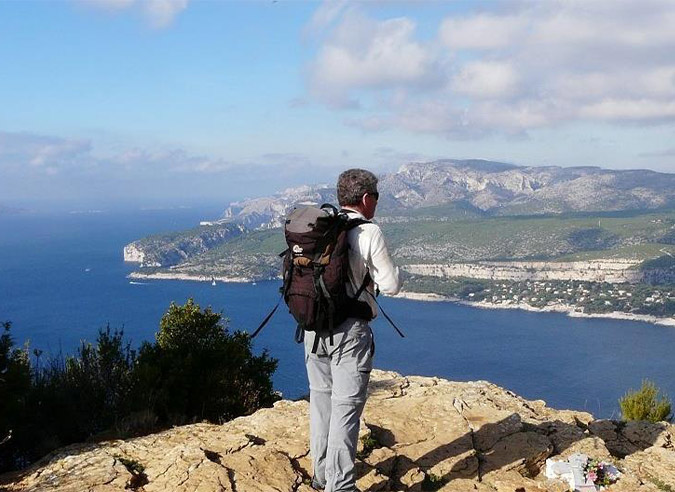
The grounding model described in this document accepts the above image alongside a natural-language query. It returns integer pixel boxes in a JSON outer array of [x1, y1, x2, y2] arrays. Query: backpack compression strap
[[250, 292, 283, 339], [251, 250, 292, 339], [354, 269, 405, 338], [367, 290, 405, 338]]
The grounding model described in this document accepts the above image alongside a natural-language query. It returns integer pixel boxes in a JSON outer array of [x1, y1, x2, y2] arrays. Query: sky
[[1, 0, 674, 210]]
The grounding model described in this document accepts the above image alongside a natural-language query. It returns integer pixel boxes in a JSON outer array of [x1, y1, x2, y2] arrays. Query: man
[[305, 169, 402, 491]]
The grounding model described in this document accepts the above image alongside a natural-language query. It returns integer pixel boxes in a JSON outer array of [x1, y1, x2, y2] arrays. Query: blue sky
[[1, 0, 674, 210]]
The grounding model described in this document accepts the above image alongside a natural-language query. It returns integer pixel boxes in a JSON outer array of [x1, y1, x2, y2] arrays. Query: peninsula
[[124, 160, 675, 325]]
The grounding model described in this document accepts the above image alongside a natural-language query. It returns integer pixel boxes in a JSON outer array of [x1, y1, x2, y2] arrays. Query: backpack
[[251, 203, 404, 347], [282, 204, 373, 341]]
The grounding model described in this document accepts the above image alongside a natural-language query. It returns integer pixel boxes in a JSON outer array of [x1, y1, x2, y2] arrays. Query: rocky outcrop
[[403, 260, 660, 284], [222, 185, 335, 230], [123, 243, 148, 264], [123, 224, 247, 268], [218, 160, 675, 229], [2, 370, 674, 491]]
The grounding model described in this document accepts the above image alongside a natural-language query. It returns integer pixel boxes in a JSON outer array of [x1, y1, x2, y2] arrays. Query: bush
[[135, 299, 279, 425], [0, 321, 31, 469], [619, 379, 672, 423], [4, 326, 139, 468], [0, 300, 279, 472]]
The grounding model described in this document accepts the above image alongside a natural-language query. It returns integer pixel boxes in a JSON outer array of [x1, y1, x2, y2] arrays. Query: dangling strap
[[252, 252, 293, 339], [367, 290, 405, 338], [317, 274, 336, 343], [353, 271, 372, 300], [251, 292, 283, 338]]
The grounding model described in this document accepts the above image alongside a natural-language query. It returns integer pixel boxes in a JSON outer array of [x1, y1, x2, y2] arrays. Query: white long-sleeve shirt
[[343, 208, 402, 318]]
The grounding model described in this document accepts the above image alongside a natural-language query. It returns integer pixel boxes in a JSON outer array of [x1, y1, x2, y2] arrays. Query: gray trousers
[[304, 318, 374, 492]]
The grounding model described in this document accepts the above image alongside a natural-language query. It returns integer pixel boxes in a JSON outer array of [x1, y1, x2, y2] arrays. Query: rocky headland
[[2, 370, 674, 492]]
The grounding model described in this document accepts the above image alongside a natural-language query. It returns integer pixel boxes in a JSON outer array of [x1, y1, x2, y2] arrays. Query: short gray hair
[[337, 169, 378, 206]]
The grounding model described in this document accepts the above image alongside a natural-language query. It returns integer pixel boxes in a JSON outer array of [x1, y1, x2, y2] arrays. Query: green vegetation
[[134, 209, 675, 280], [114, 455, 146, 475], [137, 299, 278, 424], [380, 209, 675, 264], [404, 276, 675, 317], [421, 471, 446, 491], [0, 301, 278, 473], [0, 322, 31, 465], [356, 431, 381, 460], [114, 455, 148, 489], [619, 380, 672, 423]]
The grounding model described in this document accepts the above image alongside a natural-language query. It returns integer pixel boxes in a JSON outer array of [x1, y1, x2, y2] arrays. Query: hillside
[[219, 160, 675, 229], [2, 370, 674, 491], [123, 160, 675, 322], [127, 209, 675, 280]]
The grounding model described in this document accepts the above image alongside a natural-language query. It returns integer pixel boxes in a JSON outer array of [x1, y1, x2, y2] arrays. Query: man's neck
[[341, 205, 365, 215]]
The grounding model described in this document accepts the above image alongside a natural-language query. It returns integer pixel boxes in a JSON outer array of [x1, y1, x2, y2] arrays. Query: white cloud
[[81, 0, 189, 28], [307, 1, 675, 136], [304, 0, 349, 38], [579, 98, 675, 122], [309, 11, 440, 108], [439, 14, 528, 50], [143, 0, 189, 28], [0, 132, 92, 173], [452, 61, 519, 98], [0, 131, 331, 204]]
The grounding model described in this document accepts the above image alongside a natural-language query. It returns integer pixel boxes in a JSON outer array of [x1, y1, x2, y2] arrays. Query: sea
[[1, 206, 674, 419]]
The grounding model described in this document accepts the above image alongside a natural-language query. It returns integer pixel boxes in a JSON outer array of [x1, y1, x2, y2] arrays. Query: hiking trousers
[[304, 318, 374, 492]]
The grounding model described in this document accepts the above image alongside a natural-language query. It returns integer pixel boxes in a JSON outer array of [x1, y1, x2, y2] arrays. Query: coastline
[[394, 291, 675, 327], [126, 272, 675, 327], [127, 271, 255, 283]]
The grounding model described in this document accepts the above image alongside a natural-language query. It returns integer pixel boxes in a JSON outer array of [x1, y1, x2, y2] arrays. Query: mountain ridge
[[220, 159, 675, 230]]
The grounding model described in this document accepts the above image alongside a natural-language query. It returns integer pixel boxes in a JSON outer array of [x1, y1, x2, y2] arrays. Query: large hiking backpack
[[282, 204, 372, 338], [251, 203, 404, 345]]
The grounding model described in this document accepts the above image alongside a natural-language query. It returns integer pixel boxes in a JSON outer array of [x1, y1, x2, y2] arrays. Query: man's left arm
[[367, 226, 402, 295]]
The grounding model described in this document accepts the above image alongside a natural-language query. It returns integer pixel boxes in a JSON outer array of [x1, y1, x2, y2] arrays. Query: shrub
[[10, 326, 138, 467], [135, 298, 279, 425], [619, 379, 672, 423], [0, 321, 31, 470], [0, 301, 279, 473]]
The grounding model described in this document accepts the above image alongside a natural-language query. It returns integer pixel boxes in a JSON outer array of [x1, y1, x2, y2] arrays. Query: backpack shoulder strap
[[339, 209, 371, 230], [346, 218, 370, 230]]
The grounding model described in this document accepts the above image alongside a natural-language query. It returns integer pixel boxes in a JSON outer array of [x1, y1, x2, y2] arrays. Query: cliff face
[[403, 261, 675, 285], [2, 370, 674, 492], [123, 224, 246, 268], [403, 260, 675, 284]]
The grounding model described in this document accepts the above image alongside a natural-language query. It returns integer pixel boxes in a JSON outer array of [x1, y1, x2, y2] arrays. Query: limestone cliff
[[2, 371, 674, 491], [123, 224, 246, 268], [403, 260, 675, 284]]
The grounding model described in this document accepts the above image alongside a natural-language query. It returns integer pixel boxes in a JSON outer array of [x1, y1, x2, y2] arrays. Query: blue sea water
[[1, 207, 675, 419]]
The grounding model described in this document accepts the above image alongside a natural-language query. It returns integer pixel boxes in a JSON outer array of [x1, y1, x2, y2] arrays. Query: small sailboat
[[211, 276, 217, 286]]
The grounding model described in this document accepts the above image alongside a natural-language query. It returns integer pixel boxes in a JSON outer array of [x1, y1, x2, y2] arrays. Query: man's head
[[337, 168, 379, 219]]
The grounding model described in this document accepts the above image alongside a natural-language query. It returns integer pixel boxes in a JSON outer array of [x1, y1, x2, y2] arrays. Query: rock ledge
[[2, 370, 674, 491]]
